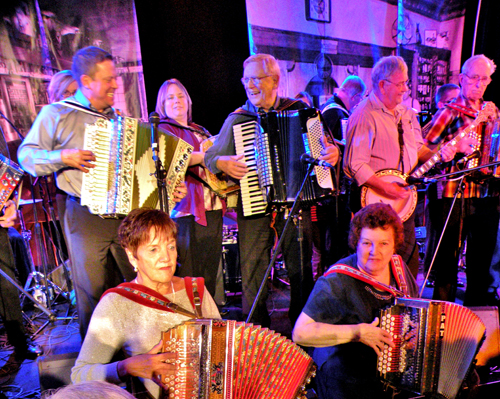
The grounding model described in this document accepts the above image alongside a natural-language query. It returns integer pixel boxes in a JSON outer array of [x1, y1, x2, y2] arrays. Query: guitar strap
[[396, 118, 405, 172]]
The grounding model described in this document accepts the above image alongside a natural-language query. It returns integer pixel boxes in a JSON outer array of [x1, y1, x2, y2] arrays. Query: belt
[[68, 195, 81, 204]]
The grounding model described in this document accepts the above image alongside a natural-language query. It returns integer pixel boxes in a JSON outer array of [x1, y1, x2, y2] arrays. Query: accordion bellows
[[160, 319, 315, 399], [378, 298, 486, 399]]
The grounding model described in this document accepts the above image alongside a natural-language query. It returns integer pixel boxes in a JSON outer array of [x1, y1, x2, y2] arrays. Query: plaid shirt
[[424, 93, 500, 198]]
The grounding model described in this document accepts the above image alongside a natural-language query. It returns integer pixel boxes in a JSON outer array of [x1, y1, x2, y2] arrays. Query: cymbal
[[18, 198, 43, 206]]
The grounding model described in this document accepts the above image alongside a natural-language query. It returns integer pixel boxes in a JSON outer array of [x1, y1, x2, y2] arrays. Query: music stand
[[246, 162, 316, 323]]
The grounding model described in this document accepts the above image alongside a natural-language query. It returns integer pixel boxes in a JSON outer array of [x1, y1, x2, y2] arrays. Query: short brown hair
[[348, 203, 404, 251], [118, 208, 177, 257]]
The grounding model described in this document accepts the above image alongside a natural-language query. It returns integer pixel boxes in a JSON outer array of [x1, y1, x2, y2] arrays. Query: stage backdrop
[[245, 0, 467, 112], [0, 0, 147, 142]]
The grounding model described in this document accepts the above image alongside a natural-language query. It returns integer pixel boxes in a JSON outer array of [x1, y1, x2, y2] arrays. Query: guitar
[[360, 102, 496, 222]]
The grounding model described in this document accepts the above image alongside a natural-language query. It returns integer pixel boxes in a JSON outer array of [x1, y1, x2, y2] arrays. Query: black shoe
[[15, 341, 43, 360]]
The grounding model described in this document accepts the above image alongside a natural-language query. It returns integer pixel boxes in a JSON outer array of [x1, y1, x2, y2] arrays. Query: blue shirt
[[18, 90, 115, 197]]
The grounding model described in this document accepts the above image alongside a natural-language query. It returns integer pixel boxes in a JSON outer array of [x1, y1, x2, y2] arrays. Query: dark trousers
[[237, 198, 313, 328], [174, 210, 223, 298], [429, 196, 499, 305], [0, 228, 28, 349], [64, 199, 135, 339], [308, 196, 352, 278], [7, 227, 31, 287]]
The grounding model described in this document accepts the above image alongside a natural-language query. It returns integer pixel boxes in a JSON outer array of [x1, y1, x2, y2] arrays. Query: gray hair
[[371, 56, 407, 90], [47, 381, 135, 399], [155, 78, 193, 123], [48, 70, 76, 103], [341, 75, 366, 97], [462, 54, 497, 75], [243, 53, 281, 80]]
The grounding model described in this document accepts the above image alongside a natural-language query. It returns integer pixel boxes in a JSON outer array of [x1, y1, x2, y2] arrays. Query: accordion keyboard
[[233, 120, 267, 216]]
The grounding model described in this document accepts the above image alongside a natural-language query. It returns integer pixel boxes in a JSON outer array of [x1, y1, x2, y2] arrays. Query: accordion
[[81, 115, 192, 217], [160, 319, 316, 399], [0, 154, 24, 211], [233, 108, 334, 217], [378, 298, 486, 399]]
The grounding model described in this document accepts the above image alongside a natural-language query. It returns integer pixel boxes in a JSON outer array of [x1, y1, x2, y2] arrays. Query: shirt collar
[[370, 91, 405, 119], [73, 89, 116, 118], [245, 95, 281, 113]]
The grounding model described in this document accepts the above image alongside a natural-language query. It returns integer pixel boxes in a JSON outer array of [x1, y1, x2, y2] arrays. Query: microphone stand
[[246, 162, 315, 323], [149, 113, 169, 213]]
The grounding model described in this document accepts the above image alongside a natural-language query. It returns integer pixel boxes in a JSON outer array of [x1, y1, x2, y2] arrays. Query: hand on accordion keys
[[357, 317, 395, 357], [216, 154, 249, 180], [172, 181, 188, 202], [0, 199, 17, 228], [319, 135, 340, 166], [61, 148, 96, 173], [117, 339, 176, 390]]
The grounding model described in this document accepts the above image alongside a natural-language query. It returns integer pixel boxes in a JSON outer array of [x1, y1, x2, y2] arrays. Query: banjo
[[360, 102, 496, 222]]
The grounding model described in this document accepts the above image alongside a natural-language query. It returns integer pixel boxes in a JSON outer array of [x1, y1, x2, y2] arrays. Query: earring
[[133, 265, 138, 273]]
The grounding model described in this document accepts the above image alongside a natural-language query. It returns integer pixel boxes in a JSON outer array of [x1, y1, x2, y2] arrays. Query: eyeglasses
[[62, 90, 77, 98], [241, 75, 272, 86], [464, 74, 492, 85], [383, 79, 409, 89]]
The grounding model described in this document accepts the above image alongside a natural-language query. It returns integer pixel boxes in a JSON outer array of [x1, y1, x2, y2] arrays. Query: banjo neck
[[359, 102, 495, 222], [411, 101, 495, 179]]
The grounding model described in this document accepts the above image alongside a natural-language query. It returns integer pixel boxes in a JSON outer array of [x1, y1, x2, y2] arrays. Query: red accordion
[[0, 154, 24, 211], [378, 298, 486, 399], [160, 319, 315, 399]]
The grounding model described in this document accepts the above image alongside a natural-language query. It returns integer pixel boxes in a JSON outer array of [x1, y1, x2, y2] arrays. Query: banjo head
[[360, 169, 418, 222]]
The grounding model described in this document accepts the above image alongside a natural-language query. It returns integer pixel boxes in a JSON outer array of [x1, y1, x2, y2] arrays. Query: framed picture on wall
[[306, 0, 331, 23], [424, 30, 438, 47]]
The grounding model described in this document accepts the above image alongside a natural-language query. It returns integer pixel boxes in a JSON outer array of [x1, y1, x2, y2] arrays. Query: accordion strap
[[101, 278, 205, 318], [184, 277, 204, 318], [324, 255, 410, 298], [445, 102, 478, 118], [60, 100, 114, 119]]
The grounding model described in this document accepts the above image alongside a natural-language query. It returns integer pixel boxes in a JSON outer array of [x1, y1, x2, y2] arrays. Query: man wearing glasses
[[424, 54, 500, 306], [344, 56, 455, 278], [205, 53, 339, 328]]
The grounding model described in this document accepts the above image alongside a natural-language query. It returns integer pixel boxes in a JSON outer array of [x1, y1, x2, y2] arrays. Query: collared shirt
[[204, 96, 306, 175], [18, 90, 115, 197], [424, 93, 500, 198], [205, 96, 302, 175], [344, 91, 423, 186]]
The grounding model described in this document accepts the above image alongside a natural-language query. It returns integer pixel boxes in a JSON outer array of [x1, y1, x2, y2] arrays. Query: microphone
[[457, 150, 481, 164], [300, 153, 335, 169], [149, 112, 160, 162], [406, 176, 437, 185]]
